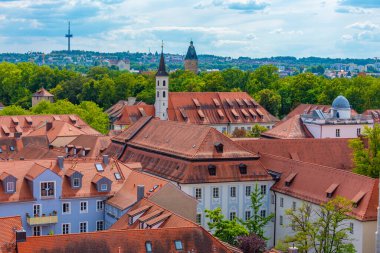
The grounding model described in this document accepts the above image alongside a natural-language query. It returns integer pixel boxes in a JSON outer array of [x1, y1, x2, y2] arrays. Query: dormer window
[[92, 174, 112, 192], [73, 178, 80, 188], [239, 163, 247, 174], [0, 172, 17, 194], [40, 182, 55, 198], [208, 164, 216, 176], [214, 142, 224, 153], [7, 181, 15, 192], [101, 184, 108, 191]]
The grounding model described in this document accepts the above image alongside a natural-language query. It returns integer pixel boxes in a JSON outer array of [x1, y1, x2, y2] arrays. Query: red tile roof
[[32, 88, 53, 97], [0, 216, 22, 253], [363, 109, 380, 123], [236, 138, 354, 170], [18, 227, 234, 253], [168, 92, 278, 125], [260, 153, 378, 221], [66, 135, 111, 158], [261, 115, 313, 139]]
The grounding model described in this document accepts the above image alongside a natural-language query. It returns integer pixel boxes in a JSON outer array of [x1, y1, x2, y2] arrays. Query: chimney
[[16, 230, 26, 243], [288, 246, 298, 253], [137, 185, 145, 201], [103, 155, 109, 165], [14, 132, 22, 139], [127, 97, 136, 105], [57, 156, 64, 169], [46, 121, 53, 131]]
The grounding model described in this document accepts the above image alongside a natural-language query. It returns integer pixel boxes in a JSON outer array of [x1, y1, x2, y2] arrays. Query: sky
[[0, 0, 379, 58]]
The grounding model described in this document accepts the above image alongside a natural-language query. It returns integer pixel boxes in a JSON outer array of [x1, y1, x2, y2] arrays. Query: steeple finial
[[161, 40, 164, 53], [156, 40, 168, 77]]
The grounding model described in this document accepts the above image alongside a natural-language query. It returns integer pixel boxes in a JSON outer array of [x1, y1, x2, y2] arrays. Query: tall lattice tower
[[65, 21, 73, 52], [184, 40, 198, 74]]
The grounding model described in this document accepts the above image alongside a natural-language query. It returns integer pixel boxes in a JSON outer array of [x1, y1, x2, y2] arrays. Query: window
[[222, 127, 227, 133], [357, 128, 361, 136], [96, 200, 104, 211], [280, 197, 284, 207], [157, 91, 159, 98], [212, 187, 219, 198], [96, 220, 104, 231], [40, 182, 55, 198], [114, 173, 121, 180], [229, 212, 236, 220], [33, 204, 41, 216], [62, 223, 70, 234], [292, 201, 296, 211], [80, 201, 88, 213], [73, 178, 80, 188], [350, 222, 354, 234], [195, 188, 202, 200], [157, 80, 159, 86], [174, 240, 183, 250], [260, 210, 266, 218], [260, 185, 267, 195], [230, 187, 236, 198], [271, 194, 275, 204], [336, 129, 340, 137], [145, 241, 152, 252], [163, 80, 166, 86], [33, 226, 41, 236], [245, 186, 251, 196], [79, 222, 87, 233], [100, 184, 108, 191], [163, 91, 166, 98], [62, 202, 71, 214], [280, 215, 283, 225], [196, 213, 202, 224], [6, 181, 14, 192], [95, 163, 104, 172], [245, 210, 251, 221]]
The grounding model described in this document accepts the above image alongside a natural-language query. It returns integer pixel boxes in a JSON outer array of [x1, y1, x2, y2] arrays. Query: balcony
[[27, 215, 58, 226]]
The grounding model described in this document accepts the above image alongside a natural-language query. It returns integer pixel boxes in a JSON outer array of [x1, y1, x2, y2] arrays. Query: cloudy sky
[[0, 0, 379, 58]]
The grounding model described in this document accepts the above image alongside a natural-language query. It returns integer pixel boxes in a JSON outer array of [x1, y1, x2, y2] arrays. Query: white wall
[[304, 123, 372, 138]]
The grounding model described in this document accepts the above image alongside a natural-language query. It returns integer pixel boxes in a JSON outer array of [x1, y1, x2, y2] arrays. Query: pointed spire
[[185, 40, 198, 60], [156, 40, 168, 76]]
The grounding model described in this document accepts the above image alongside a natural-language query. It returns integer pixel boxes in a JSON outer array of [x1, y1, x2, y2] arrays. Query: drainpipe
[[273, 191, 277, 247]]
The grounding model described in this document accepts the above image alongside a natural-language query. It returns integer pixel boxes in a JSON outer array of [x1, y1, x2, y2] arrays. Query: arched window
[[157, 91, 159, 98], [163, 91, 166, 98], [157, 80, 159, 86], [163, 80, 166, 86]]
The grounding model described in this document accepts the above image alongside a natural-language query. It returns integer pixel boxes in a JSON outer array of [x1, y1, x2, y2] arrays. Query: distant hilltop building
[[103, 59, 131, 71], [32, 88, 54, 107], [184, 41, 198, 74]]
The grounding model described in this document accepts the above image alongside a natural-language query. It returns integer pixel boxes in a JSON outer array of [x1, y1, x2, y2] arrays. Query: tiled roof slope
[[110, 198, 196, 230], [115, 117, 258, 160], [66, 135, 111, 158], [0, 215, 22, 253], [284, 104, 357, 121], [261, 115, 313, 139], [363, 109, 380, 123], [32, 88, 53, 97], [260, 153, 378, 221], [106, 101, 154, 126], [236, 138, 354, 170], [168, 92, 279, 125], [0, 114, 100, 138], [18, 227, 233, 253], [107, 170, 168, 210], [27, 120, 87, 142]]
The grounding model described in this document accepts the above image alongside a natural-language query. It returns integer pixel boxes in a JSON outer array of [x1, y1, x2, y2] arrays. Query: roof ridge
[[191, 127, 214, 159]]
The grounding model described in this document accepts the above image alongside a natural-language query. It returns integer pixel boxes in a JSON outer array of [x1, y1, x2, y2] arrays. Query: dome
[[332, 95, 350, 109]]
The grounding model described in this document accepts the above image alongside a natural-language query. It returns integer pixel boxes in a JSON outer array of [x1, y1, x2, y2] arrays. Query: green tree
[[256, 89, 281, 116], [285, 197, 356, 253], [205, 207, 248, 245], [246, 124, 268, 138], [0, 105, 30, 115], [240, 184, 274, 239], [349, 125, 380, 178]]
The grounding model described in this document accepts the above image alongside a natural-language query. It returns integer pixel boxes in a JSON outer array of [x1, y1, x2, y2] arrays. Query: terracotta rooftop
[[18, 227, 234, 253], [113, 117, 258, 160], [66, 135, 111, 158], [168, 92, 279, 125], [236, 138, 354, 170], [107, 102, 154, 126], [261, 115, 313, 139], [32, 88, 53, 97], [107, 170, 168, 210], [0, 215, 22, 253], [363, 109, 380, 123], [110, 198, 197, 230], [260, 153, 378, 221]]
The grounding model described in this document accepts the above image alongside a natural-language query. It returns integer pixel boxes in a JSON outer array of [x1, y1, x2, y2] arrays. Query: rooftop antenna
[[65, 21, 73, 52]]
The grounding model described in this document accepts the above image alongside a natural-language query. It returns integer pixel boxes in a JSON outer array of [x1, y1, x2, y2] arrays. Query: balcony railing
[[27, 215, 58, 226]]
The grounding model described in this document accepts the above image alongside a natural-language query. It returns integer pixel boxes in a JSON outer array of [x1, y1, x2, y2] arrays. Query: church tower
[[184, 41, 198, 74], [155, 42, 169, 120]]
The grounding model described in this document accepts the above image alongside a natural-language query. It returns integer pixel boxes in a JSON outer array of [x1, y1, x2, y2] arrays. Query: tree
[[256, 89, 281, 116], [232, 128, 247, 138], [237, 234, 266, 253], [240, 184, 274, 239], [0, 105, 30, 116], [247, 124, 268, 138], [205, 207, 248, 245], [349, 125, 380, 178], [285, 197, 356, 253]]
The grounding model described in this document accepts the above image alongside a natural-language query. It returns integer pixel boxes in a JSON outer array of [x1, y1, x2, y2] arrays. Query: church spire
[[156, 40, 168, 76]]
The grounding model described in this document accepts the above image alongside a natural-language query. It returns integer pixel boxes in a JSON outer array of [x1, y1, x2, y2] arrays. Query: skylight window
[[9, 146, 15, 151], [0, 148, 3, 153], [95, 163, 104, 172], [174, 240, 183, 250], [153, 185, 159, 190], [114, 173, 121, 180]]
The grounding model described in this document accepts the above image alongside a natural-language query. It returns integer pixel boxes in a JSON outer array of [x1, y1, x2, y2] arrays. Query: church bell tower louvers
[[155, 41, 169, 120]]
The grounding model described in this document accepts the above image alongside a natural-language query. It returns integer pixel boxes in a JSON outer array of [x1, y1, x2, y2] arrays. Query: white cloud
[[346, 21, 379, 30], [270, 28, 303, 35]]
